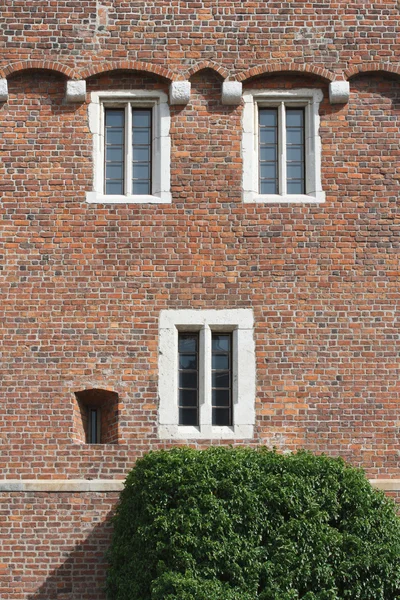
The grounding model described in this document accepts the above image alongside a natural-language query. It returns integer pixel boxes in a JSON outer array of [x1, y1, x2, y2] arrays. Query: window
[[242, 88, 325, 203], [73, 388, 119, 444], [158, 309, 255, 440], [86, 91, 171, 204]]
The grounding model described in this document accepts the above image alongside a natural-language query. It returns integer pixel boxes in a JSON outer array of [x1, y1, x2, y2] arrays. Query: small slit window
[[73, 388, 119, 445]]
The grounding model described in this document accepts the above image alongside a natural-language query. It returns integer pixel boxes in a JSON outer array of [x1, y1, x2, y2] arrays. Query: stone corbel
[[65, 80, 87, 103], [169, 81, 191, 105], [222, 81, 242, 105], [0, 79, 8, 102], [329, 81, 350, 104]]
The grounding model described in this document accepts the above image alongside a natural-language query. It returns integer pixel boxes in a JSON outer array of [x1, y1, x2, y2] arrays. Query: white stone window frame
[[158, 309, 255, 440], [242, 88, 325, 204], [86, 90, 171, 204]]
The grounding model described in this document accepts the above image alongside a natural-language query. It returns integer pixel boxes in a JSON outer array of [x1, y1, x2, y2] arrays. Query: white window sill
[[86, 192, 172, 204], [243, 191, 325, 204], [158, 424, 255, 440]]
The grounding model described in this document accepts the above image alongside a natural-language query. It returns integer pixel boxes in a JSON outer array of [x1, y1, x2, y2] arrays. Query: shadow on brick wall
[[27, 510, 114, 600]]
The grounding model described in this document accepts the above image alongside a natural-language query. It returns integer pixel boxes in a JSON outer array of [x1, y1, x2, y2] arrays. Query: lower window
[[158, 309, 255, 439]]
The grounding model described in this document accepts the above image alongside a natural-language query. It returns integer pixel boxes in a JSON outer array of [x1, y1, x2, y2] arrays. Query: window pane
[[212, 372, 230, 388], [286, 108, 305, 195], [212, 389, 231, 407], [178, 332, 199, 426], [132, 181, 151, 195], [178, 335, 198, 353], [212, 408, 230, 426], [132, 109, 151, 196], [211, 332, 232, 427], [105, 181, 124, 195], [106, 146, 124, 162], [133, 147, 151, 162], [286, 128, 303, 145], [105, 109, 125, 196], [260, 180, 278, 195], [179, 371, 198, 389], [132, 164, 151, 180], [287, 181, 304, 194], [286, 109, 303, 127], [179, 389, 198, 407], [212, 334, 230, 352], [259, 108, 278, 196], [179, 408, 198, 426]]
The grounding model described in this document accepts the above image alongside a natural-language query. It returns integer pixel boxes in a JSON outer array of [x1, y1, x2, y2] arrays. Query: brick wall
[[1, 1, 399, 597]]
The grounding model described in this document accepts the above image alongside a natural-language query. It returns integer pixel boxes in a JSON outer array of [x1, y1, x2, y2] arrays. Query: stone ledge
[[0, 479, 399, 492], [0, 479, 124, 492]]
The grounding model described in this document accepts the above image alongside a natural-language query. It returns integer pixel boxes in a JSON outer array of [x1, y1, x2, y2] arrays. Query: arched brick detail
[[344, 62, 400, 80], [237, 62, 335, 83], [185, 61, 230, 80], [80, 61, 175, 82], [0, 60, 76, 79]]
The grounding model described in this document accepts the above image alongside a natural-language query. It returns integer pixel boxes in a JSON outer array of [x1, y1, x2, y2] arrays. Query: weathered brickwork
[[0, 1, 399, 597]]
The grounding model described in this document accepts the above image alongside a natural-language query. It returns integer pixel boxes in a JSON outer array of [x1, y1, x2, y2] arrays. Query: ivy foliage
[[106, 448, 400, 600]]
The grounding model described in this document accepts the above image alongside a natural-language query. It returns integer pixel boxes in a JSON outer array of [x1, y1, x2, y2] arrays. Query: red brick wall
[[1, 1, 400, 597]]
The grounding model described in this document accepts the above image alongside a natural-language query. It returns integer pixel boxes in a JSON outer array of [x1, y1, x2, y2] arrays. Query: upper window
[[86, 91, 171, 204], [242, 88, 325, 203], [158, 309, 255, 440]]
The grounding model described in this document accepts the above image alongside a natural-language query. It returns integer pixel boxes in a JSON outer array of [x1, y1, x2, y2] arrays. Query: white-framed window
[[242, 88, 325, 203], [158, 309, 255, 440], [86, 90, 171, 204]]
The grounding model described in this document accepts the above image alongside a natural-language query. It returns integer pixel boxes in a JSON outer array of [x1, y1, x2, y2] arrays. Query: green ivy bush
[[106, 448, 400, 600]]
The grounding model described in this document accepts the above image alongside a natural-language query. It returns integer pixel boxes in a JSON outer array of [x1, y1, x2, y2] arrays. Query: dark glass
[[89, 408, 99, 443], [178, 333, 199, 426], [286, 108, 305, 194], [105, 109, 125, 195], [132, 108, 152, 195], [259, 108, 278, 195], [211, 333, 232, 426]]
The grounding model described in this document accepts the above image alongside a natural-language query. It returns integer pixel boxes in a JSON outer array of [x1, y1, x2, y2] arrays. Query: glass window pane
[[106, 129, 124, 145], [260, 164, 277, 180], [179, 371, 198, 389], [106, 164, 124, 180], [287, 146, 303, 162], [178, 335, 198, 353], [212, 372, 230, 388], [212, 335, 230, 352], [286, 128, 303, 145], [179, 408, 198, 426], [105, 181, 123, 195], [260, 180, 277, 195], [212, 354, 229, 370], [287, 181, 304, 194], [179, 354, 197, 370], [179, 389, 198, 407], [132, 181, 151, 195], [106, 110, 124, 127], [259, 128, 277, 144], [133, 129, 151, 145], [259, 109, 277, 127], [212, 389, 231, 407], [133, 147, 150, 162], [286, 109, 303, 127], [106, 146, 124, 162], [260, 146, 277, 162], [132, 164, 151, 180], [132, 110, 151, 128], [287, 164, 304, 180], [212, 408, 230, 426]]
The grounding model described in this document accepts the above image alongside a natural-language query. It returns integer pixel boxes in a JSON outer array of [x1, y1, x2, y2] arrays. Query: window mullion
[[125, 103, 132, 196], [279, 102, 286, 196], [201, 325, 212, 430]]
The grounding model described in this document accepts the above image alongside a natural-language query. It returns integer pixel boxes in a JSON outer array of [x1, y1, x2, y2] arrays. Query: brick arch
[[80, 61, 175, 82], [0, 60, 76, 79], [344, 62, 400, 80], [237, 62, 336, 83], [185, 61, 230, 80]]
